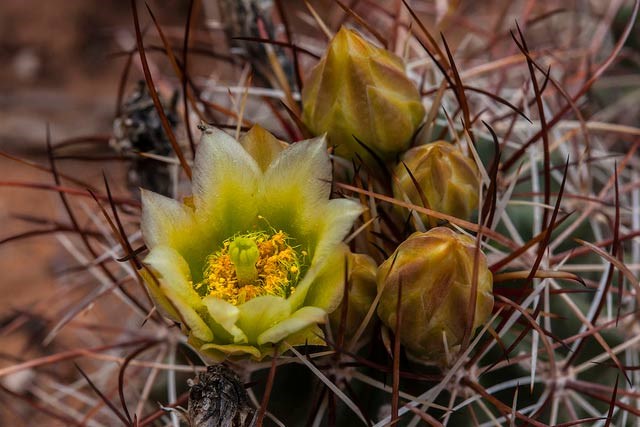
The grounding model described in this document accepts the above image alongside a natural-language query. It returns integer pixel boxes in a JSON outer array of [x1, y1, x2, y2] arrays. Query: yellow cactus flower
[[140, 125, 362, 360], [302, 27, 425, 166], [376, 227, 493, 361], [393, 141, 480, 223]]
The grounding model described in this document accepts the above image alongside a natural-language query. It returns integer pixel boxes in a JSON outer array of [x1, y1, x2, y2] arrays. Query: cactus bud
[[302, 27, 425, 165], [376, 227, 493, 360], [393, 141, 480, 223], [329, 253, 378, 343]]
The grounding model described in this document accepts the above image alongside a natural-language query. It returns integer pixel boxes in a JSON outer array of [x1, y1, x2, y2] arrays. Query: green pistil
[[228, 237, 259, 286]]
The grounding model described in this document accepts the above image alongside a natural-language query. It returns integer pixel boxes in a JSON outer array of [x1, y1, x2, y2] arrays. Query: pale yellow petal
[[259, 135, 331, 234], [314, 199, 363, 260], [202, 296, 248, 344], [144, 246, 213, 342], [200, 343, 262, 360], [239, 125, 286, 172], [138, 267, 181, 322], [287, 200, 362, 310], [301, 244, 348, 314], [258, 306, 327, 345], [192, 126, 262, 239], [236, 296, 291, 344], [141, 189, 195, 249]]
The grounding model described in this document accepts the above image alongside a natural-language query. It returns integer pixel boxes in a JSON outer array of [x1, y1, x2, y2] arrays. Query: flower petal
[[138, 267, 180, 321], [202, 296, 248, 344], [259, 135, 331, 235], [314, 199, 363, 260], [287, 199, 362, 311], [200, 343, 261, 360], [239, 125, 286, 172], [301, 244, 348, 313], [258, 306, 327, 345], [284, 324, 326, 347], [144, 246, 213, 342], [141, 189, 195, 249], [193, 126, 262, 239], [236, 296, 291, 344], [141, 190, 215, 279]]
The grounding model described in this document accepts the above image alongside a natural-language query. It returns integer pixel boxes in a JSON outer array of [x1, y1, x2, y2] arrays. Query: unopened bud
[[393, 141, 480, 223], [376, 227, 493, 360], [302, 27, 425, 166]]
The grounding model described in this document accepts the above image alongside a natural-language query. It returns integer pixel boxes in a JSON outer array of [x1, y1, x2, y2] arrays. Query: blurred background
[[0, 6, 207, 404], [0, 0, 189, 312]]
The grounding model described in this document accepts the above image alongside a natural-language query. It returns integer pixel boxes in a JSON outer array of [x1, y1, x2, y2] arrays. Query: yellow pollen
[[197, 230, 306, 305]]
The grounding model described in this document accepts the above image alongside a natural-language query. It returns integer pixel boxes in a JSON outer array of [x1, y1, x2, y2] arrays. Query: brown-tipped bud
[[302, 27, 425, 166], [330, 253, 378, 344], [376, 227, 493, 360], [393, 141, 480, 223]]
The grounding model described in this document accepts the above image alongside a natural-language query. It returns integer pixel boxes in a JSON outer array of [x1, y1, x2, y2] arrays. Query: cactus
[[2, 2, 638, 427]]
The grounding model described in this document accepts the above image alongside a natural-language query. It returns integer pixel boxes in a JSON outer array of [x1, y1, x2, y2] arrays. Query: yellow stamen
[[197, 230, 306, 305]]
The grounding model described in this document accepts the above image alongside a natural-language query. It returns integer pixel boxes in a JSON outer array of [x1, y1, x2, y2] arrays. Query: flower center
[[195, 230, 307, 305]]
